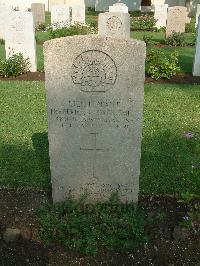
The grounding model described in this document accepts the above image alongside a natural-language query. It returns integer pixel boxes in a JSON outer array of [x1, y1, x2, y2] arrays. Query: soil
[[1, 72, 200, 85], [0, 189, 199, 266]]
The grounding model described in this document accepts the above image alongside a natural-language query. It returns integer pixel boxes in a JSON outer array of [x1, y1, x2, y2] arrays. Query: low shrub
[[0, 52, 30, 78], [131, 15, 157, 30], [146, 49, 180, 80], [48, 22, 97, 39], [185, 21, 195, 33], [37, 194, 147, 255], [165, 31, 186, 47], [143, 34, 153, 46]]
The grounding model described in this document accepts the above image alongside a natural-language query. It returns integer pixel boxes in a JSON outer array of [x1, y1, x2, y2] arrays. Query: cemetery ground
[[0, 10, 200, 266]]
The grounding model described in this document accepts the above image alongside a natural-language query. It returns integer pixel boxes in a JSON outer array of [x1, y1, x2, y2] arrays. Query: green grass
[[0, 82, 199, 196]]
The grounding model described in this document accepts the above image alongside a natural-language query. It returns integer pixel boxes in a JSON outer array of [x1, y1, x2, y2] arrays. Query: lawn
[[0, 81, 199, 195]]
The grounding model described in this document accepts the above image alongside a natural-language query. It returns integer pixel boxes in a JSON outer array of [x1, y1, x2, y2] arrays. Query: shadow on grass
[[0, 132, 50, 189]]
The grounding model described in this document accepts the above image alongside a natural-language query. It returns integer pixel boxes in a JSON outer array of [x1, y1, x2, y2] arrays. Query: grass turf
[[0, 81, 199, 195]]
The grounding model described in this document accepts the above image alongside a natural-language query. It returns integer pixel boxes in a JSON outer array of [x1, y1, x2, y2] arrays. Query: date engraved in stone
[[71, 50, 117, 93], [106, 16, 122, 31]]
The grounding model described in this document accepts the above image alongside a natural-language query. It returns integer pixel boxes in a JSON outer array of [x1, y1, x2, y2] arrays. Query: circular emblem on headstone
[[71, 50, 117, 93], [106, 16, 122, 31]]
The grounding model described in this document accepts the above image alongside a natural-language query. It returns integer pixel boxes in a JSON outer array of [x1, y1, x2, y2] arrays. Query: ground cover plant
[[38, 194, 146, 255]]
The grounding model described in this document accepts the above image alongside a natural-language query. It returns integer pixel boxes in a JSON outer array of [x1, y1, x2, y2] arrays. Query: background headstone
[[95, 0, 141, 12], [71, 4, 85, 24], [0, 5, 12, 39], [44, 35, 146, 203], [195, 4, 200, 27], [166, 6, 187, 37], [5, 11, 37, 72], [109, 3, 129, 13], [98, 12, 130, 38], [154, 4, 168, 28], [31, 3, 45, 28], [51, 5, 70, 27], [193, 16, 200, 76]]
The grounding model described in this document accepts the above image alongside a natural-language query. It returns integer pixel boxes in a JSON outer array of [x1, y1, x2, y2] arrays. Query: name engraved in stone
[[107, 16, 122, 31], [14, 16, 25, 31], [71, 50, 117, 93], [50, 99, 133, 129]]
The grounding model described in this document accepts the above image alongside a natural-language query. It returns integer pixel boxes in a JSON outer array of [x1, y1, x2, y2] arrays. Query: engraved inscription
[[80, 133, 109, 179], [71, 50, 117, 93], [12, 16, 25, 31], [50, 99, 133, 129], [106, 16, 122, 31]]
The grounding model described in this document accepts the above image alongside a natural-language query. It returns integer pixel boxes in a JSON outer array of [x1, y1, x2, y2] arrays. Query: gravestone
[[44, 35, 146, 203], [154, 4, 168, 28], [71, 4, 85, 24], [51, 5, 70, 27], [166, 6, 187, 37], [31, 3, 45, 28], [109, 3, 129, 13], [95, 0, 141, 12], [98, 12, 130, 38], [195, 4, 200, 27], [193, 16, 200, 76], [5, 11, 37, 72], [0, 5, 12, 39]]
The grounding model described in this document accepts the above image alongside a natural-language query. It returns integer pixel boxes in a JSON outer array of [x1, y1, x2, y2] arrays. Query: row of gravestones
[[154, 4, 200, 36]]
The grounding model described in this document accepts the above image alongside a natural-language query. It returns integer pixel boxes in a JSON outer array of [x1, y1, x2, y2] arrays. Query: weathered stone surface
[[31, 3, 45, 28], [51, 5, 70, 26], [154, 4, 168, 28], [44, 35, 145, 203], [98, 12, 130, 38], [193, 16, 200, 76], [95, 0, 141, 12], [195, 4, 200, 27], [166, 6, 187, 37], [109, 3, 128, 13], [5, 11, 37, 72]]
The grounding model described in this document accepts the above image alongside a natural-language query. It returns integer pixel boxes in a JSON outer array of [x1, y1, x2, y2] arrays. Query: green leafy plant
[[179, 193, 200, 234], [48, 22, 97, 39], [165, 31, 186, 47], [37, 194, 147, 255], [185, 21, 195, 33], [0, 52, 30, 78], [143, 34, 153, 46], [131, 15, 156, 30], [146, 49, 180, 80]]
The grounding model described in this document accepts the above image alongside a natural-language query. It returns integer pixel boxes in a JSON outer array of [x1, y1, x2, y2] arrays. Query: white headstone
[[166, 6, 187, 37], [71, 4, 85, 24], [95, 0, 141, 12], [0, 5, 12, 39], [193, 16, 200, 76], [109, 3, 128, 13], [98, 12, 130, 38], [44, 35, 146, 203], [154, 4, 168, 28], [5, 11, 37, 72], [51, 5, 70, 27], [195, 4, 200, 28]]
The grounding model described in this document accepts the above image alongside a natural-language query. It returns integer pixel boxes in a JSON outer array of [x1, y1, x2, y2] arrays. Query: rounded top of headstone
[[113, 2, 127, 6]]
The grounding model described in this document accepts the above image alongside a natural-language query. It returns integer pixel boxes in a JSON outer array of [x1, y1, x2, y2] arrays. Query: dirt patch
[[0, 72, 200, 85], [0, 189, 199, 265]]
